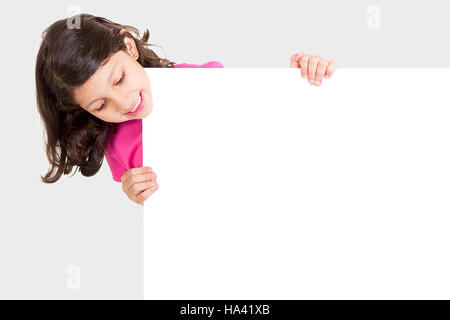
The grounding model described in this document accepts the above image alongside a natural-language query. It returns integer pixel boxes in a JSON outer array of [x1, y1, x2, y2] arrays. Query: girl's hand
[[290, 51, 339, 86], [121, 166, 159, 205]]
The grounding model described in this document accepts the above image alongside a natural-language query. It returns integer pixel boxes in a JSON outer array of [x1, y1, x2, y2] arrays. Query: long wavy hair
[[35, 13, 176, 183]]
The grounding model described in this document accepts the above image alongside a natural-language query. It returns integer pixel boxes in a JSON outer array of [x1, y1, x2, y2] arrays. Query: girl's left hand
[[290, 51, 339, 86]]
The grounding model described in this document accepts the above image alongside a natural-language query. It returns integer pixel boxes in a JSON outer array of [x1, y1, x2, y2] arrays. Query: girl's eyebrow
[[85, 62, 119, 110]]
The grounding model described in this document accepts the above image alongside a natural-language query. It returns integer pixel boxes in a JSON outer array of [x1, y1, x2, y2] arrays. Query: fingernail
[[316, 80, 321, 85], [309, 79, 314, 84], [302, 75, 306, 79]]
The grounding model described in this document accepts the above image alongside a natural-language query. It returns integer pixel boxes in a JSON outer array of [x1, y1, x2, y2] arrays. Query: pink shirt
[[105, 60, 224, 182]]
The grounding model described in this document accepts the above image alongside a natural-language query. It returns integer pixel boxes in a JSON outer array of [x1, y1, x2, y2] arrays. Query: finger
[[136, 183, 159, 204], [289, 53, 298, 68], [308, 55, 320, 83], [121, 166, 152, 183], [314, 59, 329, 86], [130, 180, 158, 195], [299, 54, 311, 79], [325, 60, 339, 79], [125, 173, 157, 190], [290, 51, 304, 68]]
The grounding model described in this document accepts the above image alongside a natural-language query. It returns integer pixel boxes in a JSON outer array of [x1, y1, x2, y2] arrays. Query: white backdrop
[[143, 68, 450, 299]]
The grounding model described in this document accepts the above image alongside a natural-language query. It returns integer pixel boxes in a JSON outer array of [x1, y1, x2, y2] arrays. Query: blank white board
[[143, 68, 450, 299]]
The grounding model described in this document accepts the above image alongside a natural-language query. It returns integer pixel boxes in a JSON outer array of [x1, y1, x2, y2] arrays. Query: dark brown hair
[[35, 13, 176, 183]]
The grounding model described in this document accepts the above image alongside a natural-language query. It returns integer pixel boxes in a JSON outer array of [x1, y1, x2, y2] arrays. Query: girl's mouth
[[127, 91, 144, 116]]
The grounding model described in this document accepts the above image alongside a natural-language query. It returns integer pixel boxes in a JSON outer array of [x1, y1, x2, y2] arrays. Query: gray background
[[0, 0, 449, 299]]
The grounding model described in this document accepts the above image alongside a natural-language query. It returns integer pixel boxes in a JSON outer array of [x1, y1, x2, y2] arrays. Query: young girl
[[35, 13, 339, 205]]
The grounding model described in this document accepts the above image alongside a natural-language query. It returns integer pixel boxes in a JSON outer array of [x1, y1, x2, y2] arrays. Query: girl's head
[[36, 13, 176, 183]]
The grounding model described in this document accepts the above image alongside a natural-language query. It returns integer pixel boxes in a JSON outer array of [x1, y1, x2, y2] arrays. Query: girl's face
[[73, 32, 153, 123]]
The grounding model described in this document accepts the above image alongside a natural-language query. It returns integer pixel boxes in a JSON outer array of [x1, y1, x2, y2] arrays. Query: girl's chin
[[135, 107, 151, 119]]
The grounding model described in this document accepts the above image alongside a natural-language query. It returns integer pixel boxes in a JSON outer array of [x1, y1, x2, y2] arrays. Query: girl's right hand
[[121, 166, 159, 205]]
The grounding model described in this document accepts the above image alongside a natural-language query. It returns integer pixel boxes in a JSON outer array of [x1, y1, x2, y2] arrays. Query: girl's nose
[[115, 94, 136, 114]]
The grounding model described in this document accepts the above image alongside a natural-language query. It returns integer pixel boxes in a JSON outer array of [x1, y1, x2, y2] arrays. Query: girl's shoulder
[[174, 60, 224, 68]]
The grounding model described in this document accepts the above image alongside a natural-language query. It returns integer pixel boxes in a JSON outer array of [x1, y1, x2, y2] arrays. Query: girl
[[35, 13, 339, 205]]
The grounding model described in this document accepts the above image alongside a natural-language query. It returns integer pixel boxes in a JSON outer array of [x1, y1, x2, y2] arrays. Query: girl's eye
[[116, 72, 125, 85], [96, 102, 106, 112]]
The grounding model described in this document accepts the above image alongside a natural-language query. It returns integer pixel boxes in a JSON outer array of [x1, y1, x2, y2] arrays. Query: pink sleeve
[[105, 61, 224, 182], [105, 147, 126, 182], [105, 119, 143, 182]]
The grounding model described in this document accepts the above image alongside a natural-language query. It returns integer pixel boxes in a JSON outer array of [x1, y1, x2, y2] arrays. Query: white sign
[[143, 68, 450, 299]]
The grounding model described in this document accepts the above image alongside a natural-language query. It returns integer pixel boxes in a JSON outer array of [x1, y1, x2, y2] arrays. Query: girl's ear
[[120, 29, 139, 60], [119, 28, 127, 36]]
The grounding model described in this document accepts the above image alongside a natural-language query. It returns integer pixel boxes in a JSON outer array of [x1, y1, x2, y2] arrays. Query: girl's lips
[[127, 91, 144, 116]]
